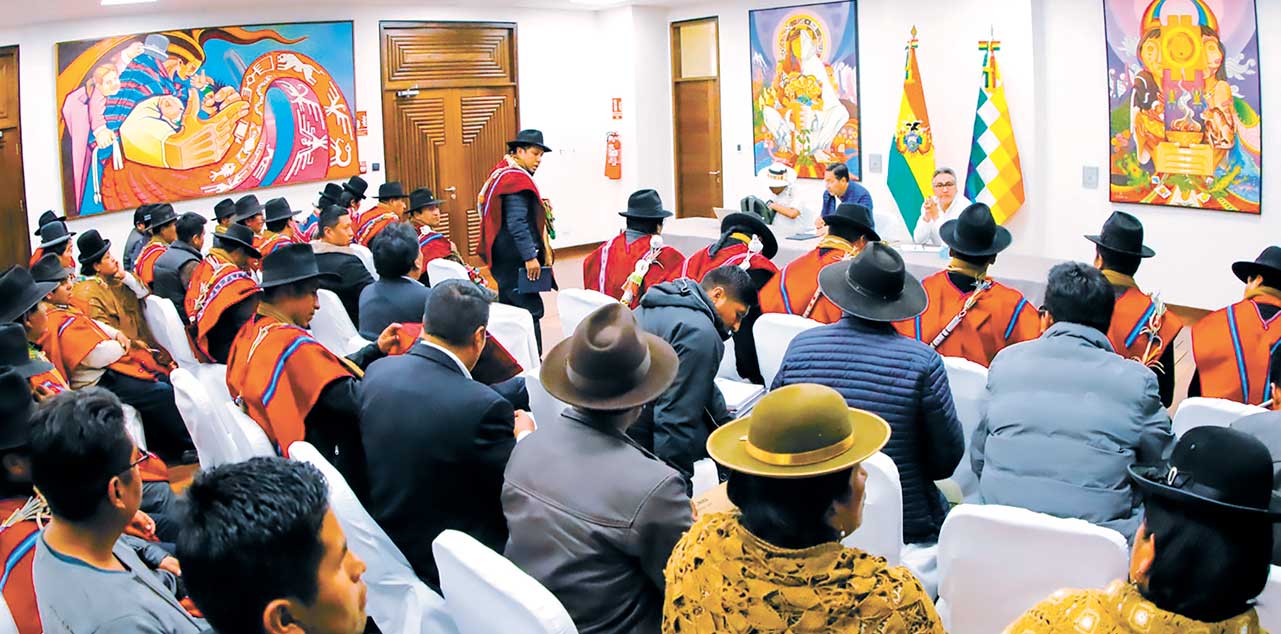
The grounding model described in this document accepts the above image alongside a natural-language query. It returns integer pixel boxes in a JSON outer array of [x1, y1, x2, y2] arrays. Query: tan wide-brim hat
[[708, 384, 891, 479], [541, 303, 679, 411]]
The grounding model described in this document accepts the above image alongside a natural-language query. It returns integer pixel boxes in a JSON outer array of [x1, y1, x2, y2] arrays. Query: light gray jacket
[[972, 322, 1174, 541]]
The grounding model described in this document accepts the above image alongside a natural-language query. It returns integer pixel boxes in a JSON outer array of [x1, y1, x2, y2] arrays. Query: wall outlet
[[1082, 166, 1099, 189], [372, 162, 381, 172], [868, 154, 884, 174], [737, 144, 742, 152]]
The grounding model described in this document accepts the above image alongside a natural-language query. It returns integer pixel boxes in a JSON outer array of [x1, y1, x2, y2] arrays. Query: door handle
[[444, 186, 457, 199], [707, 171, 721, 176], [444, 187, 457, 193]]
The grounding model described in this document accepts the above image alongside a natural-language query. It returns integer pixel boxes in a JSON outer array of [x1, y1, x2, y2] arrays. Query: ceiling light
[[102, 0, 158, 6]]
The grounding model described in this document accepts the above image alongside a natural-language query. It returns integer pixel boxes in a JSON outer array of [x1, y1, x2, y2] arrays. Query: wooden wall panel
[[382, 23, 516, 90]]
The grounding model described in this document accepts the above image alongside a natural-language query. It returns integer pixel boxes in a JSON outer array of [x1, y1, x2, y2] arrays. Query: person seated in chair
[[1190, 246, 1281, 404], [355, 182, 408, 248], [310, 205, 375, 329], [211, 198, 236, 234], [359, 222, 429, 341], [1229, 343, 1281, 565], [124, 205, 152, 271], [29, 219, 76, 270], [759, 202, 876, 324], [150, 213, 207, 323], [233, 194, 267, 236], [583, 189, 685, 308], [402, 187, 454, 284], [257, 197, 302, 258], [73, 231, 172, 367], [134, 203, 178, 290]]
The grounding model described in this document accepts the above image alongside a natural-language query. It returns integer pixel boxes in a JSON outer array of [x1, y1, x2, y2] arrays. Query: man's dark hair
[[423, 279, 490, 346], [370, 222, 418, 279], [29, 388, 133, 522], [827, 222, 873, 245], [176, 212, 207, 244], [625, 218, 663, 235], [318, 205, 349, 233], [262, 279, 320, 306], [265, 217, 290, 234], [728, 468, 854, 549], [827, 163, 850, 182], [1097, 246, 1141, 277], [179, 457, 331, 634], [1043, 262, 1115, 334], [952, 251, 996, 268], [702, 265, 758, 307]]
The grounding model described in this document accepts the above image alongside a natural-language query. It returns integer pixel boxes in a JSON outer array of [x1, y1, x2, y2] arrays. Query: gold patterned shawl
[[1004, 580, 1263, 634]]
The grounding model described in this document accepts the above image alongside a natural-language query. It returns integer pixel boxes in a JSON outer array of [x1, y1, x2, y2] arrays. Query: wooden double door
[[381, 22, 519, 263]]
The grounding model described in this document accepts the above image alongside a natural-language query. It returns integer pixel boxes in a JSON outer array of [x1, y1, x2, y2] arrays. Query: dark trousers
[[98, 370, 193, 464], [142, 481, 183, 544], [492, 255, 547, 353]]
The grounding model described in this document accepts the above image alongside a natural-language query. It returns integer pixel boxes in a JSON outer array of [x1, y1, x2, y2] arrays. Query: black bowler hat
[[37, 222, 75, 249], [374, 182, 407, 200], [1232, 246, 1281, 284], [259, 243, 340, 289], [264, 198, 301, 224], [338, 192, 356, 209], [720, 212, 778, 260], [0, 366, 34, 452], [144, 203, 177, 231], [1130, 426, 1281, 520], [818, 242, 927, 322], [826, 202, 881, 242], [213, 198, 236, 222], [940, 203, 1011, 258], [234, 195, 264, 222], [76, 230, 112, 265], [1085, 211, 1154, 258], [343, 176, 369, 201], [507, 129, 552, 153], [31, 254, 73, 284], [619, 189, 673, 220], [213, 224, 262, 259], [318, 183, 344, 208], [133, 205, 153, 227], [0, 323, 52, 379], [408, 188, 444, 213], [0, 267, 57, 324], [33, 210, 66, 236]]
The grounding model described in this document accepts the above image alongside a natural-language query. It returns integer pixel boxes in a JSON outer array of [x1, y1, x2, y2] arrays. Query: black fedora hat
[[1130, 426, 1281, 520], [213, 198, 236, 222], [0, 266, 57, 324], [343, 176, 369, 200], [818, 242, 927, 322], [374, 182, 407, 200], [1232, 246, 1281, 285], [720, 212, 778, 260], [259, 243, 340, 289], [408, 188, 444, 213], [0, 366, 34, 452], [33, 210, 66, 236], [507, 129, 552, 153], [76, 229, 112, 265], [940, 202, 1011, 258], [319, 183, 344, 208], [234, 195, 264, 222], [540, 303, 678, 411], [826, 202, 881, 242], [133, 204, 154, 226], [144, 203, 177, 231], [31, 254, 73, 284], [213, 223, 262, 259], [264, 198, 301, 224], [0, 323, 52, 379], [37, 222, 75, 249], [1086, 211, 1154, 258], [619, 189, 673, 220]]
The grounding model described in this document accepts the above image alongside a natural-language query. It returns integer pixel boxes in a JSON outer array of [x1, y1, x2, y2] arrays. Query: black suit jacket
[[358, 277, 430, 340], [359, 343, 516, 588], [314, 251, 374, 329]]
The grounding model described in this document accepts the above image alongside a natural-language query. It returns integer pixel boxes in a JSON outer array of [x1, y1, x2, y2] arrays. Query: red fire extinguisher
[[605, 132, 622, 180]]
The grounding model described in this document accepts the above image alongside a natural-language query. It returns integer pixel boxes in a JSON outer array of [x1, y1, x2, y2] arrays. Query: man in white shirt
[[757, 163, 812, 236], [913, 167, 972, 246]]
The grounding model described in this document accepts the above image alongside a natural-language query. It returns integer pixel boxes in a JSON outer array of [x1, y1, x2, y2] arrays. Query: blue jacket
[[973, 322, 1173, 541], [772, 316, 963, 543], [821, 180, 874, 218]]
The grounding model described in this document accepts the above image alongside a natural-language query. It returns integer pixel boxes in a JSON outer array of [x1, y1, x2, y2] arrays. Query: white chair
[[351, 243, 378, 278], [841, 451, 902, 566], [1257, 565, 1281, 633], [753, 313, 822, 387], [121, 404, 148, 452], [427, 259, 471, 286], [170, 368, 237, 468], [0, 593, 17, 634], [943, 356, 989, 503], [433, 529, 576, 634], [523, 369, 568, 431], [194, 364, 232, 405], [223, 402, 276, 461], [716, 339, 742, 381], [489, 303, 540, 370], [348, 335, 373, 355], [313, 289, 363, 356], [555, 289, 616, 338], [291, 442, 458, 634], [1172, 397, 1265, 438], [143, 295, 199, 369], [936, 504, 1129, 634]]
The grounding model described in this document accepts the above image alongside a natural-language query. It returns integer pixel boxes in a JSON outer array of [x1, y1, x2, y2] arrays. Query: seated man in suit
[[359, 222, 428, 340], [361, 279, 533, 589], [149, 213, 207, 323], [310, 205, 375, 328], [759, 202, 875, 324], [582, 189, 685, 308], [1191, 246, 1281, 404]]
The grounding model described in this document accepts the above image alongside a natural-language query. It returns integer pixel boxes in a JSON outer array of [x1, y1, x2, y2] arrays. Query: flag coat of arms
[[965, 39, 1024, 224], [887, 27, 935, 236]]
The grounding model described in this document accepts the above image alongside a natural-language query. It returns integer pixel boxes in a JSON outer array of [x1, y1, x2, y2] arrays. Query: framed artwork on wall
[[56, 21, 359, 218], [1104, 0, 1261, 213], [749, 0, 860, 180]]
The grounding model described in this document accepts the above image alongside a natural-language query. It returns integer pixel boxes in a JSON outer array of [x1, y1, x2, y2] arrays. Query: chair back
[[170, 368, 237, 468], [489, 303, 540, 370], [0, 593, 17, 634], [290, 441, 459, 634], [432, 529, 577, 634], [351, 243, 378, 278], [840, 451, 902, 566], [121, 404, 148, 452], [1257, 565, 1281, 633], [1172, 397, 1266, 438], [143, 295, 199, 369], [555, 289, 616, 339], [943, 356, 989, 503], [523, 369, 568, 433], [223, 402, 276, 461], [313, 289, 362, 356], [427, 259, 471, 286], [754, 313, 822, 387], [936, 504, 1129, 634]]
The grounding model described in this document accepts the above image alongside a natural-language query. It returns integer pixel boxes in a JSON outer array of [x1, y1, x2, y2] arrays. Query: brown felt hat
[[540, 303, 678, 411], [708, 384, 890, 479]]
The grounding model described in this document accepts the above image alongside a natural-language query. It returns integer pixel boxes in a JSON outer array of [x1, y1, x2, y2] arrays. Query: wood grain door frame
[[0, 45, 30, 267], [670, 16, 722, 219]]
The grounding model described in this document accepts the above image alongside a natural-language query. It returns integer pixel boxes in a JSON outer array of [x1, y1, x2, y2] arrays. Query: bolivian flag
[[887, 27, 935, 237]]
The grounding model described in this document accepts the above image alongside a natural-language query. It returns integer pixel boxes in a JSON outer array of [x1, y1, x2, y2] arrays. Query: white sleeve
[[94, 320, 122, 339], [913, 203, 937, 245], [82, 340, 127, 370], [121, 272, 149, 298]]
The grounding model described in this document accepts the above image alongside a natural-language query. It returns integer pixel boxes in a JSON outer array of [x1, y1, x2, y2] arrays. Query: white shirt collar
[[420, 340, 472, 379]]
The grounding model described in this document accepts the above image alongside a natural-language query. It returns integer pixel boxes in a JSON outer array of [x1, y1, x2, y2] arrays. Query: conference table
[[662, 217, 1060, 306]]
